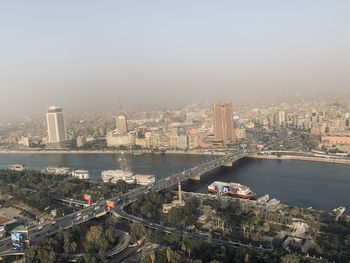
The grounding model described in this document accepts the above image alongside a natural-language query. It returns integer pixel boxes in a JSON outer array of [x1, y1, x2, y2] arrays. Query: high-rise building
[[213, 102, 234, 144], [46, 106, 67, 146], [116, 114, 127, 134], [274, 111, 285, 128]]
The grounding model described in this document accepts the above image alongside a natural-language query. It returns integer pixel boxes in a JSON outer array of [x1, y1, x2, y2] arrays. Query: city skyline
[[1, 1, 350, 118], [1, 2, 350, 261]]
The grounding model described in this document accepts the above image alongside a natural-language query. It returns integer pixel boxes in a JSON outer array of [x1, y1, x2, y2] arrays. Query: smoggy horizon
[[1, 1, 350, 118]]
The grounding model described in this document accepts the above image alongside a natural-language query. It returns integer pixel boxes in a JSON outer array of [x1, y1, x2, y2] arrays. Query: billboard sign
[[12, 242, 24, 252], [11, 232, 23, 242], [83, 194, 91, 201], [106, 200, 115, 209]]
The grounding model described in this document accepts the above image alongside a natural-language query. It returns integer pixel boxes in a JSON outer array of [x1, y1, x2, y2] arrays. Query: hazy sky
[[0, 1, 350, 117]]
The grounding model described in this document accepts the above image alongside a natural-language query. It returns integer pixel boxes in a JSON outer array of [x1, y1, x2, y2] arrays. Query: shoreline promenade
[[0, 149, 349, 164]]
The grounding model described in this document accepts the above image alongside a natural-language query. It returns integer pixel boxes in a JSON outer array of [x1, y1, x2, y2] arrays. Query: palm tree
[[241, 222, 249, 236]]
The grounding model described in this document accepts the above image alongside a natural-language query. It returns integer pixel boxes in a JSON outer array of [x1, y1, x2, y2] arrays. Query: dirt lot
[[0, 207, 24, 225], [0, 215, 11, 225]]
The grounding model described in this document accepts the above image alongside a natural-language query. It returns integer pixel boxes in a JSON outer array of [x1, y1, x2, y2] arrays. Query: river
[[0, 153, 349, 212]]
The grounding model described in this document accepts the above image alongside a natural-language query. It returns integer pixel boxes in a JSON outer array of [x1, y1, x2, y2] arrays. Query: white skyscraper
[[46, 106, 67, 145]]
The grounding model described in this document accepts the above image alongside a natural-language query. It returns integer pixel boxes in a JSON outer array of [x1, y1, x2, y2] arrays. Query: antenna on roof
[[118, 98, 122, 112]]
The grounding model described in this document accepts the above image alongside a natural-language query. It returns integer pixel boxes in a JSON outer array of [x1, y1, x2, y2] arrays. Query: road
[[55, 229, 130, 262], [113, 204, 271, 251], [0, 205, 107, 257]]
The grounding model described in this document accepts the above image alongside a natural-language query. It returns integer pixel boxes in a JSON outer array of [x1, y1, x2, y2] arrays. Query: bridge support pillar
[[190, 174, 201, 181], [223, 161, 233, 167]]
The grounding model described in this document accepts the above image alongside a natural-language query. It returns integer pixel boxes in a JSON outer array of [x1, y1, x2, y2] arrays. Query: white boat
[[71, 170, 90, 180], [101, 169, 134, 184], [208, 181, 256, 200], [333, 206, 346, 217], [257, 194, 269, 204], [7, 164, 26, 172], [42, 166, 72, 176], [133, 174, 156, 185]]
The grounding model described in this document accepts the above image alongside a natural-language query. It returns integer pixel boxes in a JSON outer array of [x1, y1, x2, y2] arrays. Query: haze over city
[[1, 1, 350, 118], [1, 2, 350, 262]]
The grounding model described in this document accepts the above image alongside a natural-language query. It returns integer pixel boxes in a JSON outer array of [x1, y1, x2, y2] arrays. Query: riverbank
[[0, 149, 224, 156], [253, 154, 350, 164]]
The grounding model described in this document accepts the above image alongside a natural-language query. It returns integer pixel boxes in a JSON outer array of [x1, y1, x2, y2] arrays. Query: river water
[[0, 153, 349, 212]]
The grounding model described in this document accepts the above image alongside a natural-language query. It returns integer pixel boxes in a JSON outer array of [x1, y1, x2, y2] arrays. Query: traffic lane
[[26, 206, 96, 238], [30, 208, 96, 242], [0, 240, 12, 252], [0, 237, 10, 246]]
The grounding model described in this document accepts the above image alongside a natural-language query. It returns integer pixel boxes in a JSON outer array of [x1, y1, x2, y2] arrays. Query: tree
[[166, 248, 182, 262], [85, 225, 109, 253], [76, 254, 99, 263], [168, 208, 182, 227], [234, 247, 248, 263], [280, 254, 300, 263], [130, 222, 148, 243]]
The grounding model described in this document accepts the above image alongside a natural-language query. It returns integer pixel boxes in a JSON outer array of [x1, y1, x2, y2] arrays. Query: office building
[[213, 102, 234, 144], [116, 114, 127, 134], [274, 111, 285, 128], [107, 131, 136, 147], [176, 135, 188, 150], [46, 106, 69, 148]]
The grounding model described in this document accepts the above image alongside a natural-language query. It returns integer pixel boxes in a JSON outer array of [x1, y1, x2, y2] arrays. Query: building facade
[[274, 111, 285, 128], [213, 102, 234, 144], [116, 114, 127, 134], [46, 106, 69, 148]]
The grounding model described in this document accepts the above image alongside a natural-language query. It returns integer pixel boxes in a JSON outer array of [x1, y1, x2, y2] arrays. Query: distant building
[[18, 136, 32, 147], [235, 122, 246, 140], [145, 132, 160, 148], [107, 132, 136, 147], [188, 129, 200, 149], [177, 135, 188, 150], [274, 111, 285, 128], [116, 114, 127, 134], [213, 102, 234, 144], [106, 113, 135, 147], [321, 133, 350, 145], [46, 106, 70, 148], [76, 136, 87, 148], [135, 138, 147, 148]]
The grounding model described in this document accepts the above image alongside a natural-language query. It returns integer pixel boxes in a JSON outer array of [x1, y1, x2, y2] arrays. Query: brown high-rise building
[[213, 102, 234, 144]]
